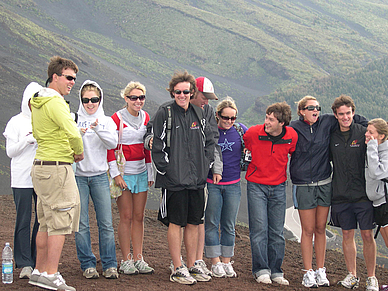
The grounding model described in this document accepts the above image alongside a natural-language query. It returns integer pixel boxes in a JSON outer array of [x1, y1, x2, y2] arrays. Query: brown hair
[[266, 101, 292, 126], [368, 118, 388, 142], [331, 94, 355, 114], [167, 71, 197, 99], [47, 56, 78, 85], [297, 95, 317, 117]]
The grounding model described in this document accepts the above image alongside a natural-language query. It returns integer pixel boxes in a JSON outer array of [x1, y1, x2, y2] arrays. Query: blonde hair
[[297, 95, 317, 117], [216, 96, 238, 117], [368, 118, 388, 142], [120, 81, 146, 98]]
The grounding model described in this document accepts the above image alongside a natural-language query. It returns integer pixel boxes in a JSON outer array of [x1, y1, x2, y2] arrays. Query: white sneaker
[[255, 273, 272, 284], [222, 261, 237, 278], [315, 267, 330, 287], [337, 272, 359, 289], [189, 264, 211, 282], [196, 260, 212, 276], [19, 266, 33, 279], [170, 265, 196, 285], [302, 269, 318, 288], [366, 276, 379, 291], [211, 262, 226, 278], [272, 276, 289, 285]]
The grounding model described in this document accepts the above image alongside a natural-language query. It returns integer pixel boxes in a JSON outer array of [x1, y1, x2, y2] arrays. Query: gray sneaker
[[134, 257, 154, 274], [28, 269, 41, 287], [19, 266, 33, 279], [83, 267, 99, 279], [103, 267, 119, 279], [35, 272, 76, 291], [337, 273, 359, 289]]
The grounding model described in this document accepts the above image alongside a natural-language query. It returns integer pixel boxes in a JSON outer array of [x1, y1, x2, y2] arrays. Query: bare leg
[[360, 229, 376, 277], [314, 206, 330, 269], [342, 229, 357, 276], [46, 235, 65, 274], [35, 231, 48, 272], [131, 191, 148, 259], [196, 224, 205, 261], [298, 208, 316, 270], [116, 190, 133, 259], [380, 226, 388, 248], [184, 224, 199, 268], [168, 223, 183, 270]]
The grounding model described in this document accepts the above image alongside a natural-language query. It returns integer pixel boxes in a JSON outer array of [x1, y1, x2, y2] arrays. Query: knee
[[132, 211, 145, 223], [361, 231, 375, 244], [302, 227, 315, 238]]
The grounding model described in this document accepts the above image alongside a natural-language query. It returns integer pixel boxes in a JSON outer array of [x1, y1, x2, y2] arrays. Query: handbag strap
[[117, 112, 124, 152]]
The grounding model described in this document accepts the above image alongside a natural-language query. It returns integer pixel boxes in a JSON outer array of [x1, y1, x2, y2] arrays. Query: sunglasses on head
[[81, 97, 100, 103], [303, 105, 321, 111], [58, 74, 76, 81], [174, 89, 191, 95], [219, 114, 237, 121], [126, 95, 146, 101]]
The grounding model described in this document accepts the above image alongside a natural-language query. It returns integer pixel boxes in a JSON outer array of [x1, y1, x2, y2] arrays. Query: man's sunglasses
[[174, 89, 191, 95], [219, 114, 237, 121], [82, 97, 100, 103], [303, 105, 321, 111], [126, 95, 146, 101], [58, 74, 76, 81]]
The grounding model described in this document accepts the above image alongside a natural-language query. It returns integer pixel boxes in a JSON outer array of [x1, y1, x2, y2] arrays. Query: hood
[[30, 87, 62, 109], [77, 80, 105, 121], [21, 82, 43, 118]]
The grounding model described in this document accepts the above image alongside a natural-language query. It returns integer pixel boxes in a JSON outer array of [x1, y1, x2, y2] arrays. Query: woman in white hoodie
[[74, 80, 118, 279], [3, 82, 42, 279], [365, 118, 388, 247]]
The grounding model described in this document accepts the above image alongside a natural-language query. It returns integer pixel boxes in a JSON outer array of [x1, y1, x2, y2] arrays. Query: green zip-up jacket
[[30, 88, 83, 163]]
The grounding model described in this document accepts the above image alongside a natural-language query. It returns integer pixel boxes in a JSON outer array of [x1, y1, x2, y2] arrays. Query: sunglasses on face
[[126, 95, 146, 101], [58, 74, 76, 81], [81, 97, 100, 103], [303, 105, 321, 111], [174, 89, 191, 95], [219, 114, 237, 121]]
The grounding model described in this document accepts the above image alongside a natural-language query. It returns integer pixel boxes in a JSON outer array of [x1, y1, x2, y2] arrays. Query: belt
[[34, 160, 71, 166]]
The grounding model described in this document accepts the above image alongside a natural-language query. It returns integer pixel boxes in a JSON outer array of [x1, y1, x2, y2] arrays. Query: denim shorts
[[293, 183, 331, 210], [123, 170, 148, 194], [329, 201, 375, 230]]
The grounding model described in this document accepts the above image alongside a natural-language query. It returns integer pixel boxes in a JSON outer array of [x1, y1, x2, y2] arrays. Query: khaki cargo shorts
[[31, 164, 80, 236]]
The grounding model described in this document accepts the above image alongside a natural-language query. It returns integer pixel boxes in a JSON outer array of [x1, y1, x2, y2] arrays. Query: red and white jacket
[[107, 109, 154, 182]]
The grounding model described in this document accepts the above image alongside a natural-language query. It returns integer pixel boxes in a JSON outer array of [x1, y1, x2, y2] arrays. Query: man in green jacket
[[28, 56, 84, 291]]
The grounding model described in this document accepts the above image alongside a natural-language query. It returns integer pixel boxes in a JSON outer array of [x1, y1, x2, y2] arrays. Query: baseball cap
[[196, 77, 218, 100]]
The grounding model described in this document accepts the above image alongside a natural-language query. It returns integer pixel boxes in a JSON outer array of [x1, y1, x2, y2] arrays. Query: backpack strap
[[166, 105, 172, 148], [233, 123, 245, 148]]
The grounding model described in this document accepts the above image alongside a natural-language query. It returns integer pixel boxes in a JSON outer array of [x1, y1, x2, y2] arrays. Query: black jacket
[[290, 114, 368, 184], [151, 101, 214, 191], [330, 121, 368, 204]]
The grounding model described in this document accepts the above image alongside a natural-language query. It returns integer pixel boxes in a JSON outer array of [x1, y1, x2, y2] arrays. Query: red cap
[[195, 77, 218, 100]]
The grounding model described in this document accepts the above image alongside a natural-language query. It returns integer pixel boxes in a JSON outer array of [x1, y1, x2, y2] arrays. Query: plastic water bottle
[[2, 242, 13, 284]]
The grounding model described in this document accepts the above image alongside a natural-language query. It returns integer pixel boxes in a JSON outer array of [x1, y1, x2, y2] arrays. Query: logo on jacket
[[190, 122, 199, 129], [350, 140, 360, 147]]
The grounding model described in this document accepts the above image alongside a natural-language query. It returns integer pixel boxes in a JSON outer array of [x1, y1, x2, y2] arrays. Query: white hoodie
[[3, 82, 42, 187], [75, 80, 118, 177]]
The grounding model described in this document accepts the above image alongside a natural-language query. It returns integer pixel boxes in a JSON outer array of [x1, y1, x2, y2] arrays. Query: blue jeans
[[247, 181, 286, 279], [75, 174, 117, 271], [204, 182, 241, 258], [12, 188, 39, 268]]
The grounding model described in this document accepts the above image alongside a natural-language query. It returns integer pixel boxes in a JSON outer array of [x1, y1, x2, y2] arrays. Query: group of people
[[3, 55, 388, 291]]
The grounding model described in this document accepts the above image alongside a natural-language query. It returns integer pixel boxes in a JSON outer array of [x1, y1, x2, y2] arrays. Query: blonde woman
[[107, 81, 154, 275]]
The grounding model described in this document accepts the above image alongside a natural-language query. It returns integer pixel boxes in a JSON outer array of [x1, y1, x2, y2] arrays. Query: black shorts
[[374, 202, 388, 227], [158, 188, 205, 227], [329, 201, 375, 230]]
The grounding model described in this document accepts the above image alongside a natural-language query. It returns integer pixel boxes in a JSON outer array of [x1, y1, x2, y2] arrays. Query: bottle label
[[2, 263, 13, 274]]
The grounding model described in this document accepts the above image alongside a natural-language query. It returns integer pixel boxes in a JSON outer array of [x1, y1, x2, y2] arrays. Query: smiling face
[[191, 92, 209, 109], [334, 105, 354, 132], [265, 112, 284, 136], [301, 100, 320, 125], [125, 88, 145, 116], [173, 82, 192, 110], [52, 68, 76, 97], [217, 107, 237, 130], [365, 124, 385, 145], [82, 90, 100, 115]]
